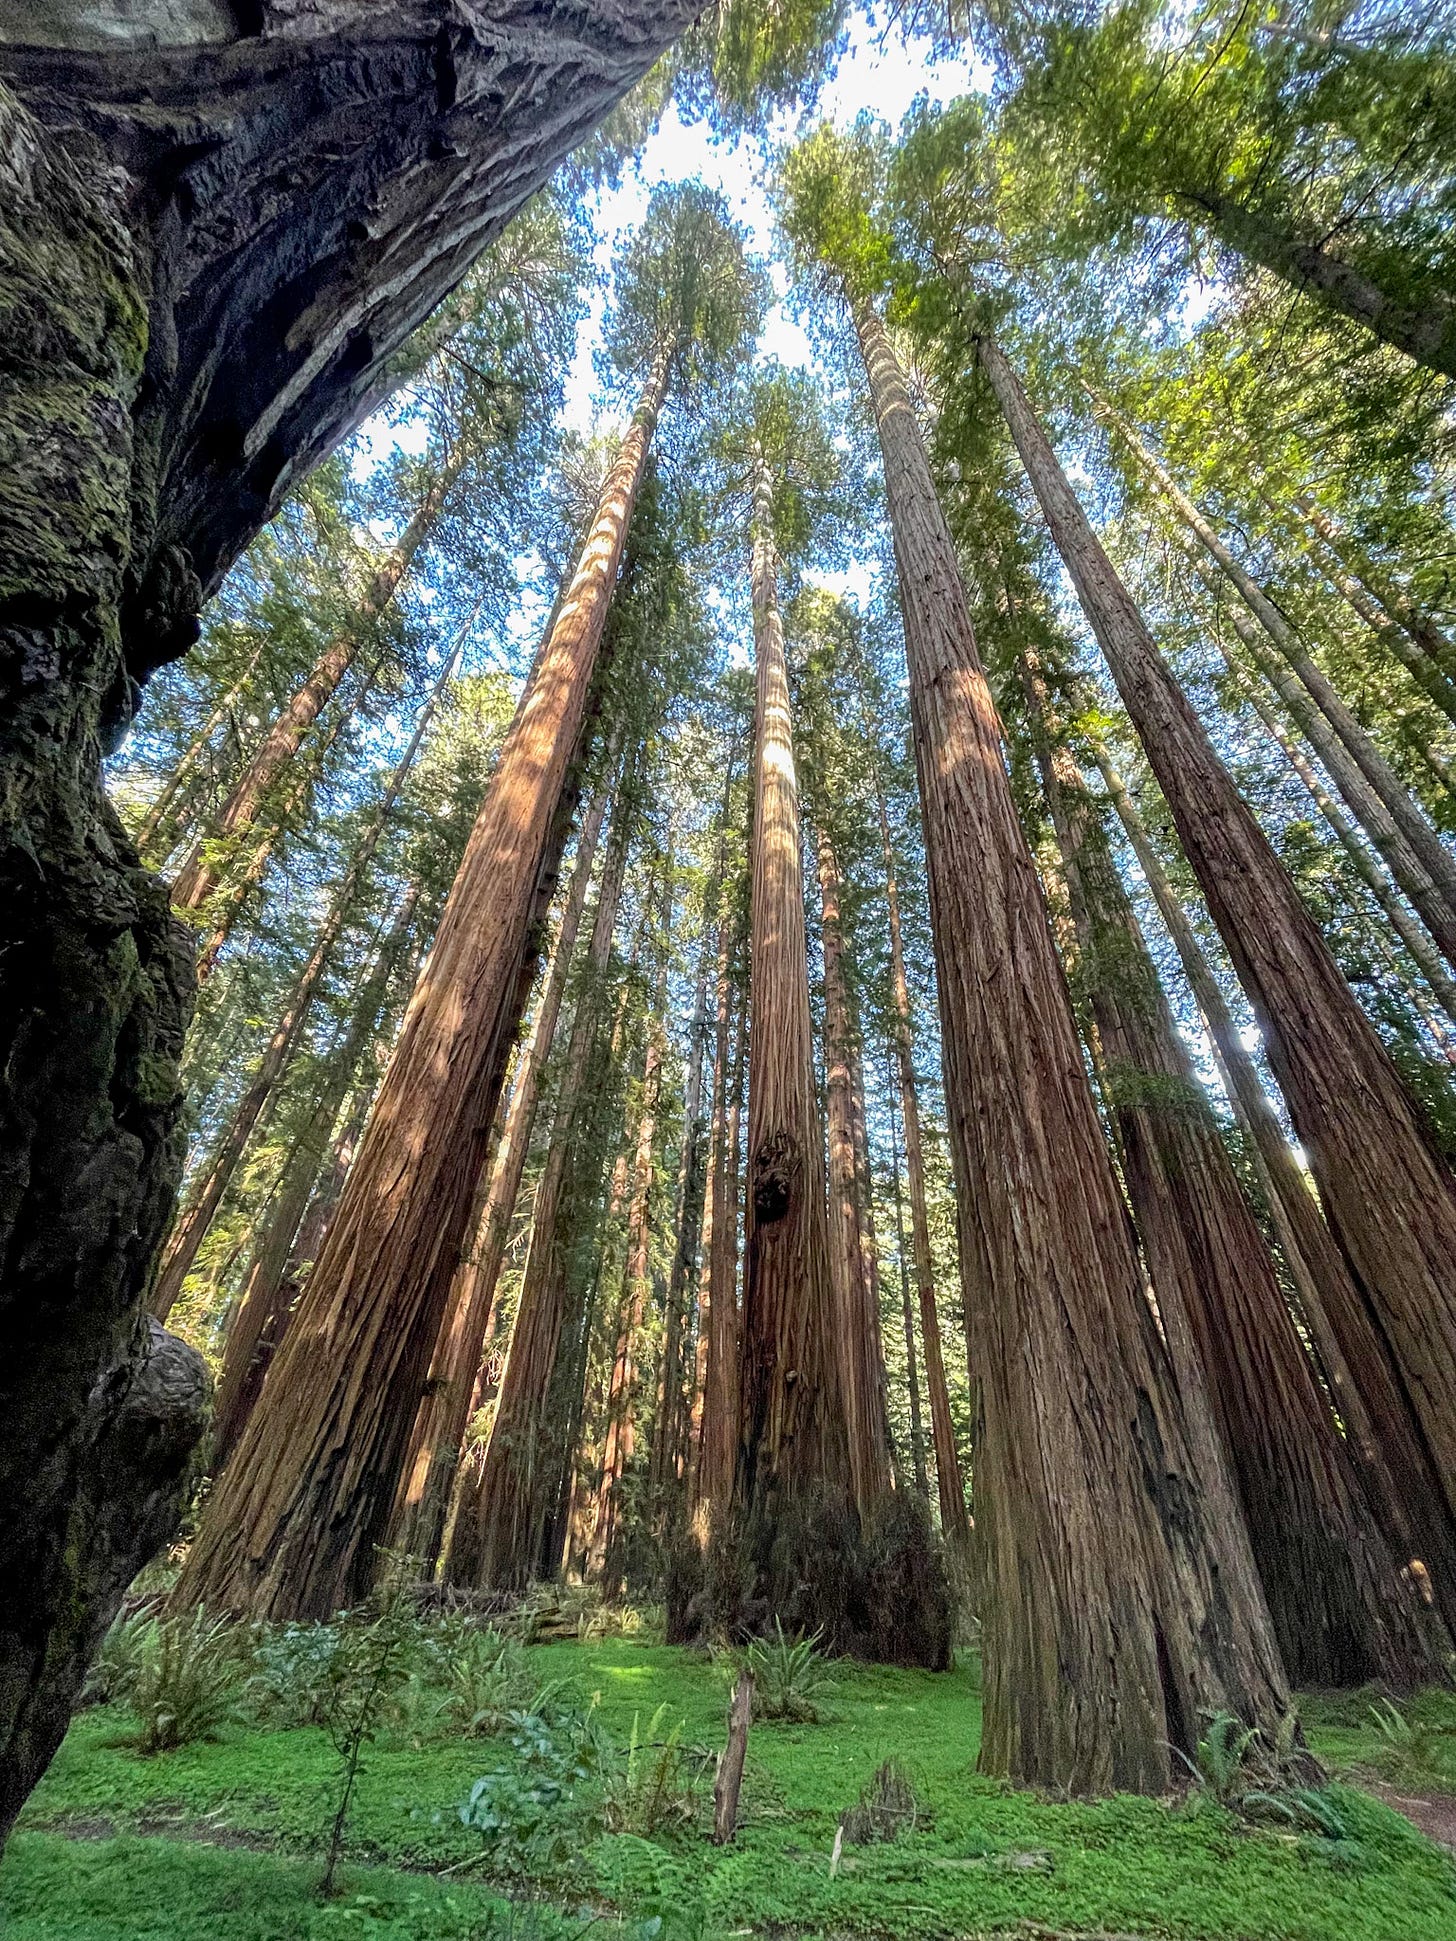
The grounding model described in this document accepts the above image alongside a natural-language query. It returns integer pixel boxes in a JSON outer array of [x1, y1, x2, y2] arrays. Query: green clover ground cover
[[4, 1636, 1455, 1941]]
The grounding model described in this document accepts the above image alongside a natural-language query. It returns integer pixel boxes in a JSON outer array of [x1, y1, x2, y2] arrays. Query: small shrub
[[839, 1758, 925, 1846], [1367, 1696, 1439, 1772], [319, 1585, 418, 1895], [458, 1709, 602, 1878], [441, 1628, 533, 1737], [601, 1703, 704, 1836], [82, 1605, 159, 1708], [125, 1606, 243, 1755], [745, 1620, 827, 1723], [246, 1620, 342, 1727]]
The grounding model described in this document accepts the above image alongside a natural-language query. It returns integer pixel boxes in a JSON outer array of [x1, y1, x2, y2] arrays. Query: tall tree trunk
[[152, 650, 456, 1319], [1021, 646, 1440, 1686], [1179, 187, 1456, 380], [885, 1076, 930, 1499], [847, 1037, 894, 1494], [983, 333, 1456, 1638], [136, 644, 266, 861], [1195, 586, 1456, 1031], [1183, 537, 1456, 990], [176, 352, 671, 1620], [696, 934, 745, 1533], [857, 302, 1289, 1792], [1095, 748, 1456, 1640], [1294, 496, 1456, 688], [0, 8, 694, 1824], [815, 824, 891, 1513], [734, 458, 853, 1561], [171, 465, 466, 915], [212, 889, 420, 1462], [1106, 402, 1456, 956], [391, 784, 611, 1570], [444, 802, 632, 1590]]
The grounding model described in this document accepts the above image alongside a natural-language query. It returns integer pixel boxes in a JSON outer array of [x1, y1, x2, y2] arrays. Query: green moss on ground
[[5, 1638, 1455, 1941]]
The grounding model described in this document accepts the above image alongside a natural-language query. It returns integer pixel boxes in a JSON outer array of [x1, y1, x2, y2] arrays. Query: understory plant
[[124, 1606, 244, 1755], [601, 1703, 705, 1835], [744, 1621, 827, 1723], [319, 1585, 418, 1896], [82, 1604, 161, 1708], [457, 1708, 603, 1880], [1178, 1709, 1355, 1849], [839, 1758, 925, 1845]]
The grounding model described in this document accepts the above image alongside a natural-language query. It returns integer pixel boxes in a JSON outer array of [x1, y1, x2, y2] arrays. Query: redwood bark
[[444, 804, 631, 1590], [391, 785, 610, 1568], [1107, 404, 1456, 960], [858, 303, 1289, 1792], [734, 459, 852, 1543], [176, 354, 670, 1619], [815, 823, 891, 1513], [874, 786, 969, 1549], [696, 939, 745, 1532], [213, 889, 421, 1462], [983, 333, 1456, 1641], [1096, 748, 1456, 1639], [885, 1076, 930, 1499], [1022, 646, 1439, 1686]]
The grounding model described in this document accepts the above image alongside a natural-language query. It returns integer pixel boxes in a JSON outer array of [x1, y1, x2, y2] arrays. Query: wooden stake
[[713, 1669, 754, 1845]]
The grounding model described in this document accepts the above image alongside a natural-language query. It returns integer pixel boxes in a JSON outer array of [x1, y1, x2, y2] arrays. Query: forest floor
[[4, 1634, 1456, 1941]]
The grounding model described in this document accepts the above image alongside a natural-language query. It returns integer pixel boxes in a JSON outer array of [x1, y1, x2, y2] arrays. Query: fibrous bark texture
[[982, 333, 1456, 1650], [858, 302, 1290, 1793], [1, 0, 691, 1822], [176, 354, 669, 1619], [695, 935, 744, 1532], [735, 462, 852, 1542], [1022, 648, 1438, 1688]]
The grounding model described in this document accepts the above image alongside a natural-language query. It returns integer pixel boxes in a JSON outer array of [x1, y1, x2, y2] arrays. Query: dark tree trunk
[[0, 0, 690, 1813], [857, 302, 1290, 1793], [695, 933, 745, 1533], [982, 333, 1456, 1642]]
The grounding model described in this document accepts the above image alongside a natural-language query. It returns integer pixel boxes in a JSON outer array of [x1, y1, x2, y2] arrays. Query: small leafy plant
[[458, 1709, 602, 1879], [318, 1586, 417, 1896], [246, 1619, 343, 1727], [839, 1758, 924, 1845], [745, 1620, 827, 1723], [124, 1606, 243, 1755], [440, 1627, 533, 1737], [601, 1703, 704, 1836], [82, 1604, 159, 1708]]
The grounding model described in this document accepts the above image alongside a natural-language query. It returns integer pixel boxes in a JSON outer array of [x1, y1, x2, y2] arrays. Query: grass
[[5, 1637, 1456, 1940]]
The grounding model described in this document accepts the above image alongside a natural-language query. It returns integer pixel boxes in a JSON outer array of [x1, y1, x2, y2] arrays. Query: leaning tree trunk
[[814, 823, 891, 1515], [1180, 186, 1456, 381], [444, 804, 631, 1590], [170, 462, 464, 915], [176, 350, 672, 1620], [1105, 400, 1456, 960], [1021, 646, 1440, 1687], [855, 300, 1290, 1793], [734, 459, 854, 1579], [981, 333, 1456, 1637], [391, 784, 610, 1570], [152, 648, 456, 1319], [1094, 748, 1456, 1641], [1294, 494, 1456, 688], [0, 1, 691, 1820], [135, 643, 266, 861], [212, 887, 421, 1463]]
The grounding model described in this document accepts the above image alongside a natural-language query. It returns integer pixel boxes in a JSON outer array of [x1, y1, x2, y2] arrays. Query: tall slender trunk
[[1185, 538, 1456, 988], [587, 943, 667, 1585], [696, 937, 745, 1532], [735, 458, 852, 1553], [983, 334, 1456, 1636], [1179, 187, 1456, 380], [1022, 647, 1439, 1686], [885, 1075, 930, 1499], [1198, 592, 1456, 1031], [151, 651, 456, 1320], [1294, 495, 1456, 688], [212, 888, 420, 1463], [846, 1039, 893, 1490], [176, 350, 672, 1620], [443, 803, 632, 1590], [171, 461, 465, 915], [136, 644, 266, 861], [815, 824, 891, 1513], [857, 302, 1289, 1792], [1107, 402, 1456, 956], [869, 766, 969, 1547], [391, 785, 611, 1568], [1095, 748, 1456, 1639]]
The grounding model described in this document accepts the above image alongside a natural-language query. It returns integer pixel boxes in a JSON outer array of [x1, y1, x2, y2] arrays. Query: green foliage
[[839, 1757, 925, 1845], [122, 1608, 245, 1757], [81, 1606, 159, 1709], [457, 1710, 602, 1879], [600, 1704, 704, 1836], [744, 1621, 829, 1723]]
